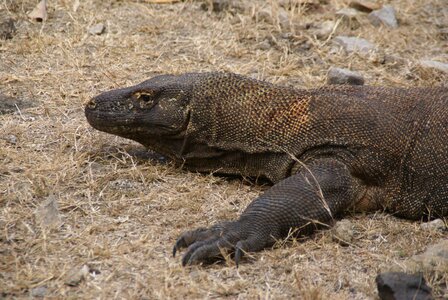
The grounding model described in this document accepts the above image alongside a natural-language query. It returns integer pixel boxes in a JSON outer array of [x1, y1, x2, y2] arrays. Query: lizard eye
[[136, 92, 155, 102], [135, 91, 158, 109]]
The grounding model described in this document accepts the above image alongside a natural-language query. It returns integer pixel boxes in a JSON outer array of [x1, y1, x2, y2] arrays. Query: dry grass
[[1, 0, 447, 298]]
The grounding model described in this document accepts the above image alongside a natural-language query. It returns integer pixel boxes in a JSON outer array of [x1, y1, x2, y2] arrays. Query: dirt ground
[[1, 0, 447, 299]]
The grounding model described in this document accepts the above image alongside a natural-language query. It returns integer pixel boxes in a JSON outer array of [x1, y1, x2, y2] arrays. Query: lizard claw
[[173, 220, 273, 266]]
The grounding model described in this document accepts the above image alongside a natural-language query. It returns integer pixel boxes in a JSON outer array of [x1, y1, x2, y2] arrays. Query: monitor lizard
[[85, 72, 447, 266]]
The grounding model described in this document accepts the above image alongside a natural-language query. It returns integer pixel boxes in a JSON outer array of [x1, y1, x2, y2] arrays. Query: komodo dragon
[[85, 72, 448, 266]]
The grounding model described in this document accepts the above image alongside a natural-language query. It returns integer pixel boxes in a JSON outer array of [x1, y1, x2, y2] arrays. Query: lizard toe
[[234, 234, 269, 267], [173, 227, 220, 257], [181, 238, 222, 266]]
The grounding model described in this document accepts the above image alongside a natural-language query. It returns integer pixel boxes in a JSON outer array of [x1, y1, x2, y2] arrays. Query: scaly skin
[[85, 72, 448, 266]]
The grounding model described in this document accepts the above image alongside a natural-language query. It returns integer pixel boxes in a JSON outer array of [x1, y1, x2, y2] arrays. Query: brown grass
[[1, 0, 447, 298]]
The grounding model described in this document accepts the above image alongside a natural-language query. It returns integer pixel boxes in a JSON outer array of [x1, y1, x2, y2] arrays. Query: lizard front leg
[[173, 159, 363, 266]]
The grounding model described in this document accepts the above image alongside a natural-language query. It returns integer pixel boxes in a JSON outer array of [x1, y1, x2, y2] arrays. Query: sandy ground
[[1, 0, 447, 299]]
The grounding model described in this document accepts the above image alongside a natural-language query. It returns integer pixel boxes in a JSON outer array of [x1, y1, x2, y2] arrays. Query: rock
[[0, 93, 34, 114], [4, 134, 17, 145], [203, 0, 246, 13], [420, 219, 446, 231], [349, 0, 381, 13], [65, 265, 90, 286], [88, 23, 105, 35], [28, 0, 47, 22], [385, 240, 448, 278], [383, 54, 407, 68], [280, 0, 321, 12], [30, 286, 47, 298], [405, 240, 448, 274], [35, 195, 61, 229], [368, 5, 398, 28], [327, 67, 364, 85], [336, 8, 359, 19], [0, 18, 16, 40], [257, 39, 271, 51], [437, 28, 448, 40], [331, 219, 355, 245], [309, 20, 336, 40], [376, 272, 433, 300], [258, 8, 273, 24], [201, 0, 229, 12], [278, 8, 289, 29], [333, 36, 376, 54], [419, 60, 448, 74]]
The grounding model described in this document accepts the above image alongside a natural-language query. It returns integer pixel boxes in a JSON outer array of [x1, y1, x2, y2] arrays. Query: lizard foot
[[173, 220, 273, 267]]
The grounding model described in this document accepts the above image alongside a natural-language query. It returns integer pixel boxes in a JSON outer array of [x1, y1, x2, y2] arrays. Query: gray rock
[[420, 219, 446, 231], [368, 5, 398, 28], [257, 39, 271, 51], [383, 54, 407, 68], [278, 8, 289, 29], [310, 21, 336, 40], [5, 134, 17, 145], [331, 219, 355, 245], [336, 8, 359, 19], [376, 272, 433, 300], [349, 0, 381, 13], [201, 0, 246, 13], [386, 240, 448, 276], [30, 286, 47, 298], [419, 60, 448, 74], [0, 18, 16, 40], [0, 93, 34, 115], [333, 36, 376, 54], [407, 240, 448, 273], [65, 265, 90, 286], [88, 23, 105, 35], [437, 28, 448, 41], [258, 8, 273, 24], [327, 67, 365, 85], [35, 195, 61, 229]]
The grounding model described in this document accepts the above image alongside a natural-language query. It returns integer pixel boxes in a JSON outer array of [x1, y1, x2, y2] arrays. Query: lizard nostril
[[87, 99, 96, 109]]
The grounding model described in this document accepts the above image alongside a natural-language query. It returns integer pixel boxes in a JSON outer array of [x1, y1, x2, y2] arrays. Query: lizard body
[[85, 72, 447, 265]]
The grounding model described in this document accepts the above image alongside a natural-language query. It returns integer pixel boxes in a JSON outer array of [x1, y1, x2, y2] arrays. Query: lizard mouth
[[84, 99, 191, 137]]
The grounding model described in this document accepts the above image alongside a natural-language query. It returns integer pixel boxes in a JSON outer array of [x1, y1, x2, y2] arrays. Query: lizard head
[[85, 74, 193, 156]]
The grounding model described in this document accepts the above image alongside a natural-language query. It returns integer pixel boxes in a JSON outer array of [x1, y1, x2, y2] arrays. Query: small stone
[[28, 0, 48, 22], [5, 134, 17, 144], [376, 272, 433, 300], [327, 67, 365, 85], [420, 219, 446, 231], [309, 20, 336, 40], [349, 0, 381, 13], [258, 8, 273, 24], [437, 28, 448, 41], [407, 240, 448, 273], [65, 265, 90, 286], [257, 39, 271, 51], [386, 240, 448, 276], [201, 0, 246, 13], [331, 219, 355, 245], [30, 286, 47, 298], [333, 35, 376, 54], [368, 5, 398, 28], [383, 54, 407, 68], [278, 8, 289, 29], [0, 94, 34, 115], [336, 8, 359, 19], [35, 195, 61, 229], [201, 0, 229, 12], [419, 60, 448, 74], [88, 23, 105, 35], [0, 18, 16, 40]]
